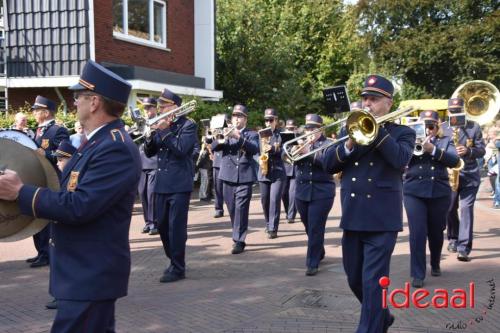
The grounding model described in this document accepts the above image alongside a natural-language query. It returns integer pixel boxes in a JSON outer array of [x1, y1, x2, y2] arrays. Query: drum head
[[0, 138, 60, 242], [0, 129, 37, 150]]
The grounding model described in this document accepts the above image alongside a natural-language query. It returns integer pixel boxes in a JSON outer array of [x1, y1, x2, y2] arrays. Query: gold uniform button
[[419, 176, 422, 179], [309, 181, 312, 184], [369, 162, 374, 166], [367, 194, 371, 198], [431, 176, 435, 180], [368, 178, 372, 182], [352, 177, 356, 182], [431, 166, 435, 170], [419, 166, 423, 169], [310, 172, 313, 175], [351, 193, 355, 197], [355, 162, 359, 166]]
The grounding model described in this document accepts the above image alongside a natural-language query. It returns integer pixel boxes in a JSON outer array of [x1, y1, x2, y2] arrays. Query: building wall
[[93, 0, 194, 75], [8, 87, 73, 112]]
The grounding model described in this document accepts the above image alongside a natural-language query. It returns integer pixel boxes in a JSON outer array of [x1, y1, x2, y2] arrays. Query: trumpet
[[135, 100, 197, 141], [283, 106, 415, 162], [212, 125, 235, 144]]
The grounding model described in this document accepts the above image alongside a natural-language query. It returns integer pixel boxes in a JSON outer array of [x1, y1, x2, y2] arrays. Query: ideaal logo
[[379, 277, 496, 330]]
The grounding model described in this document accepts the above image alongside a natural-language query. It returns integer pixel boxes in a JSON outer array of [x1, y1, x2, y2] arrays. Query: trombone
[[134, 100, 197, 141], [283, 106, 415, 162]]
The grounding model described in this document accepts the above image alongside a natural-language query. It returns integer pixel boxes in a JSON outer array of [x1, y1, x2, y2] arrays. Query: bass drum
[[0, 129, 38, 150], [0, 137, 59, 242]]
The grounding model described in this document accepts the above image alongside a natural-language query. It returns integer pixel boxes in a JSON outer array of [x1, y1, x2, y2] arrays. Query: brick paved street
[[1, 182, 499, 333]]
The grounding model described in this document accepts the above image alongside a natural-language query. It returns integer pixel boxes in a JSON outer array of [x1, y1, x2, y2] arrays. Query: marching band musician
[[403, 111, 460, 288], [322, 75, 415, 333], [208, 115, 229, 218], [443, 98, 486, 262], [144, 88, 198, 283], [138, 97, 159, 235], [258, 108, 286, 239], [294, 114, 335, 276], [281, 119, 298, 224], [0, 60, 142, 332], [211, 104, 259, 254], [28, 96, 70, 268]]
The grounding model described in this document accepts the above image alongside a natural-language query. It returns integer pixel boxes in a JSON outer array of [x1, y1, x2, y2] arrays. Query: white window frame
[[113, 0, 169, 51]]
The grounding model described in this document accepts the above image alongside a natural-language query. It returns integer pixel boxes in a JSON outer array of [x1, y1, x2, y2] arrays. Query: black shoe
[[141, 226, 150, 234], [45, 299, 57, 310], [305, 267, 318, 276], [411, 278, 424, 288], [287, 219, 295, 224], [383, 314, 395, 333], [30, 257, 49, 268], [213, 211, 223, 218], [447, 242, 457, 253], [320, 249, 325, 261], [26, 255, 39, 263], [431, 267, 441, 276], [159, 272, 185, 283], [267, 231, 277, 239], [148, 228, 159, 235], [457, 251, 470, 262], [231, 242, 245, 254]]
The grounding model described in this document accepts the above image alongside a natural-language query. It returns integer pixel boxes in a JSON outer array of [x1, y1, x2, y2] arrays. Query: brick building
[[0, 0, 221, 113]]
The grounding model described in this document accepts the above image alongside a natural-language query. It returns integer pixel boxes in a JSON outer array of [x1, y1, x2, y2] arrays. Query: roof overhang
[[0, 76, 223, 101]]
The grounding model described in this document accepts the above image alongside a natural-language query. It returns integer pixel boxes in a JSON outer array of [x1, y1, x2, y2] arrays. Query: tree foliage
[[216, 0, 362, 127], [356, 0, 499, 98]]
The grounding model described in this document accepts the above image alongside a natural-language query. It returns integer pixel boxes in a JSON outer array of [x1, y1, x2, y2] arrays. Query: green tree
[[355, 0, 499, 98], [216, 0, 362, 127]]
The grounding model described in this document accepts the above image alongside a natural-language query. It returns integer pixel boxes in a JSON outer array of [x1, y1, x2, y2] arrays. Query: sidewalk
[[0, 183, 499, 333]]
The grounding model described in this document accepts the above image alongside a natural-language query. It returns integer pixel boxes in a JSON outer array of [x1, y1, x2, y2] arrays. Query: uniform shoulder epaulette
[[186, 117, 196, 124], [110, 129, 125, 142]]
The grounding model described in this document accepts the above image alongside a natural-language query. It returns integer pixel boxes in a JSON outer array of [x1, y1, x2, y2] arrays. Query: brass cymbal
[[0, 138, 60, 242]]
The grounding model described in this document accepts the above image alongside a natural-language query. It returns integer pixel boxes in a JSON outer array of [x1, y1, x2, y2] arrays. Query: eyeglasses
[[265, 118, 274, 123], [426, 124, 436, 130], [73, 91, 97, 102]]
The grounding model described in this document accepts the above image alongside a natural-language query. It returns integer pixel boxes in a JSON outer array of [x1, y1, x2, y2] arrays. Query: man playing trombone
[[322, 75, 415, 333], [258, 108, 286, 239], [144, 88, 198, 283]]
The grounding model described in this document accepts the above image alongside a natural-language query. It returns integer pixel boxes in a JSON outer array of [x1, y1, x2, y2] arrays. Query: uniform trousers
[[404, 195, 450, 280], [223, 182, 252, 243], [138, 169, 156, 229], [296, 197, 334, 269], [342, 231, 397, 333], [213, 167, 224, 215], [259, 179, 285, 232], [33, 224, 50, 260], [155, 192, 190, 275], [199, 167, 213, 200], [51, 299, 116, 333], [446, 184, 479, 254], [282, 176, 297, 221]]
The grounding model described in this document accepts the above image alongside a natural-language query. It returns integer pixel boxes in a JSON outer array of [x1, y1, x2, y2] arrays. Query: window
[[113, 0, 167, 49]]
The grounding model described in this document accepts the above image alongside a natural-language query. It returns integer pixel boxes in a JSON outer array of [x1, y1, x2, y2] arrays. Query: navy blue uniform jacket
[[323, 123, 415, 231], [35, 120, 70, 168], [295, 136, 335, 202], [404, 134, 459, 198], [18, 119, 141, 301], [258, 129, 286, 182], [144, 116, 198, 193], [211, 128, 259, 184], [441, 121, 486, 188]]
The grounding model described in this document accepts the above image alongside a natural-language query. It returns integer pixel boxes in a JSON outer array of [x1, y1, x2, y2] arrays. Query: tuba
[[0, 134, 60, 242], [448, 80, 499, 191]]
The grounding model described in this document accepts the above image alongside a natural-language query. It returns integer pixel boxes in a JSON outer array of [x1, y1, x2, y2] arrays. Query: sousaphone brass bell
[[0, 138, 60, 242]]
